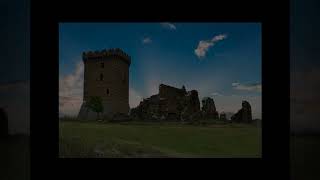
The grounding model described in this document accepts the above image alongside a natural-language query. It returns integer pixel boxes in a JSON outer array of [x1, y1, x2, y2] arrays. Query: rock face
[[201, 97, 219, 119], [231, 101, 252, 123], [130, 84, 201, 121], [180, 90, 202, 121], [219, 112, 227, 121]]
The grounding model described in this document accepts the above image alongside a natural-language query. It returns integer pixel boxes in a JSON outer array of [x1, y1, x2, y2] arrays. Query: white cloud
[[211, 92, 223, 96], [59, 61, 84, 117], [129, 88, 143, 108], [212, 34, 227, 41], [194, 34, 227, 59], [232, 82, 240, 86], [232, 82, 261, 92], [160, 22, 176, 30], [142, 37, 152, 44]]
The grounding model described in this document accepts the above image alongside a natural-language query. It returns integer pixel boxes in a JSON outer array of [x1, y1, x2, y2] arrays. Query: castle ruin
[[130, 84, 201, 121], [76, 48, 254, 123]]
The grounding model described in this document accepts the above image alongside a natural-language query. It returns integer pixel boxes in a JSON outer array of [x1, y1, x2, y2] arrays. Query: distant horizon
[[59, 23, 261, 119]]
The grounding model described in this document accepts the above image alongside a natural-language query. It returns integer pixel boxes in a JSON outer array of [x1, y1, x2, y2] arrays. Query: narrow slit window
[[100, 73, 104, 81], [101, 62, 104, 68]]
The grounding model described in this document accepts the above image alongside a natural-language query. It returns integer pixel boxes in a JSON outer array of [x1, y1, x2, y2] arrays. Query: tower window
[[100, 73, 104, 81], [101, 62, 104, 68], [106, 88, 110, 95]]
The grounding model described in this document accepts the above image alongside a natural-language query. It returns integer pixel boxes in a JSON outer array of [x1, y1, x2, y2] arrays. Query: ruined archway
[[0, 107, 8, 137]]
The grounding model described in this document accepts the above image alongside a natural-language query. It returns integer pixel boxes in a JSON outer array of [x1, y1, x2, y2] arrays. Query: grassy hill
[[59, 120, 261, 158]]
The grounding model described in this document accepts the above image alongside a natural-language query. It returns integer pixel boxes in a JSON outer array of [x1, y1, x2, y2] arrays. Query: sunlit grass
[[59, 121, 261, 158]]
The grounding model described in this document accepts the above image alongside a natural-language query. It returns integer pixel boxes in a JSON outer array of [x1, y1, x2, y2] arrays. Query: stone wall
[[201, 97, 219, 119], [130, 84, 200, 121], [231, 101, 252, 123]]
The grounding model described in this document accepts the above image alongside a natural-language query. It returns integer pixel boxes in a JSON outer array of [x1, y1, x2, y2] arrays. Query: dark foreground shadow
[[291, 134, 320, 180], [0, 134, 30, 180]]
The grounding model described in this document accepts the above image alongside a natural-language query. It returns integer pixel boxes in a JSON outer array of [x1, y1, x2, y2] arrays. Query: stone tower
[[78, 48, 131, 120]]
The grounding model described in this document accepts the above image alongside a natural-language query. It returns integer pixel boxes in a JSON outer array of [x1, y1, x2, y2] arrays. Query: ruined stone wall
[[201, 97, 219, 119], [159, 84, 186, 99], [231, 101, 252, 123], [130, 84, 200, 121], [158, 84, 187, 113]]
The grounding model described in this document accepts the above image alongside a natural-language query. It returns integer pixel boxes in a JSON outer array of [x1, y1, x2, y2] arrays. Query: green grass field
[[59, 121, 261, 158]]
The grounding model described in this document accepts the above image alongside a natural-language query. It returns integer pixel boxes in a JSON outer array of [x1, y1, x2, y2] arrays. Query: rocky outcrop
[[219, 112, 227, 121], [201, 97, 219, 119], [130, 84, 201, 121], [180, 90, 201, 121], [231, 101, 252, 123]]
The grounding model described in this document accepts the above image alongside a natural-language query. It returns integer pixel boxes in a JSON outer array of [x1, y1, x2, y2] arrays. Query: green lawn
[[59, 121, 261, 158]]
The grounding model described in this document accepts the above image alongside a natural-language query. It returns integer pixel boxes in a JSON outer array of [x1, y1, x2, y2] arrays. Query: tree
[[86, 96, 104, 120]]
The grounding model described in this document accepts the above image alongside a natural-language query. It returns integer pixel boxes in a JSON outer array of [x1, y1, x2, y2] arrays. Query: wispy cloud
[[59, 61, 84, 116], [194, 34, 227, 59], [142, 37, 152, 44], [160, 22, 176, 30], [232, 82, 261, 92], [129, 88, 143, 108], [211, 92, 223, 96]]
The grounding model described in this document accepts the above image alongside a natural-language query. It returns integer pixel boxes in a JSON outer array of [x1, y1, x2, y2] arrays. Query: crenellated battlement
[[82, 48, 131, 65]]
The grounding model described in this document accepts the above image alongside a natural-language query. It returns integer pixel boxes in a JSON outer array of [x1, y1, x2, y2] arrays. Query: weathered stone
[[78, 48, 131, 120], [180, 90, 201, 121], [220, 112, 227, 121], [190, 111, 202, 121], [130, 84, 201, 121], [231, 101, 252, 123], [201, 97, 219, 119]]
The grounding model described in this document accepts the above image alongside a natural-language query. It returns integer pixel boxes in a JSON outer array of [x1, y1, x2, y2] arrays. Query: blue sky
[[59, 23, 261, 118]]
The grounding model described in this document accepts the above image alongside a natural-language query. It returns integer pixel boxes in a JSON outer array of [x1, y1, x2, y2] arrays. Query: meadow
[[59, 120, 261, 158]]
